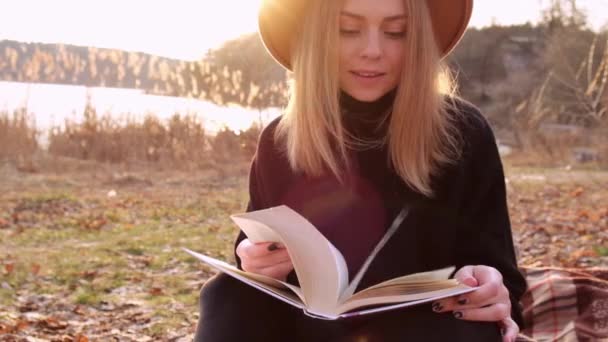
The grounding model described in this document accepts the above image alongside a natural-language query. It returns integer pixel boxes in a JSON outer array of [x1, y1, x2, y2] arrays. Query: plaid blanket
[[517, 267, 608, 342]]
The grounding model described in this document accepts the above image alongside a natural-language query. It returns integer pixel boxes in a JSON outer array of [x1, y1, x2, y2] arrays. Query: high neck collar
[[339, 88, 397, 143], [339, 88, 397, 116]]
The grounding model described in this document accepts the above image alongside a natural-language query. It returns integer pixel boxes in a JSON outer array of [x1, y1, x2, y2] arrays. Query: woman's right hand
[[236, 238, 294, 281]]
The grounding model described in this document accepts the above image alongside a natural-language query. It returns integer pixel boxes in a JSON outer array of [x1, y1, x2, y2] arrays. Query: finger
[[243, 249, 291, 269], [450, 287, 510, 314], [267, 242, 286, 251], [453, 266, 479, 287], [452, 303, 511, 322], [455, 269, 507, 308], [469, 265, 503, 288], [434, 266, 508, 313], [239, 241, 284, 259], [434, 266, 480, 312], [432, 296, 458, 313], [257, 260, 294, 280], [236, 238, 253, 260], [500, 318, 519, 342], [433, 295, 501, 313]]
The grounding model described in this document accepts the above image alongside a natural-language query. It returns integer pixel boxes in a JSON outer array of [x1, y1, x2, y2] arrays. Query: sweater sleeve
[[454, 112, 528, 328], [233, 143, 269, 270], [233, 118, 280, 270]]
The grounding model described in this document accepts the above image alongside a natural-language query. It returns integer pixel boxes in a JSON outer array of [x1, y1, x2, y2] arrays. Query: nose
[[360, 30, 382, 59]]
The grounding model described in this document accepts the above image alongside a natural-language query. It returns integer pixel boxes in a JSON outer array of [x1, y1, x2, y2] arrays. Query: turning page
[[231, 206, 349, 313]]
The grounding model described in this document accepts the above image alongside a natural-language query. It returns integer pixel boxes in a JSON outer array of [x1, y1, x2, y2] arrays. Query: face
[[339, 0, 407, 102]]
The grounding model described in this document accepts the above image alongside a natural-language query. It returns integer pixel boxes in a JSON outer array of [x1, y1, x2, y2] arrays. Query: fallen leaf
[[72, 305, 86, 315], [148, 287, 164, 296], [75, 334, 89, 342], [588, 211, 602, 223], [87, 218, 107, 230], [0, 323, 10, 334], [4, 263, 14, 274], [571, 187, 585, 198], [19, 301, 39, 312], [15, 319, 28, 331], [578, 210, 590, 220], [570, 248, 598, 260], [98, 301, 116, 312], [31, 263, 41, 275], [42, 317, 68, 330], [0, 218, 8, 228], [80, 270, 98, 280]]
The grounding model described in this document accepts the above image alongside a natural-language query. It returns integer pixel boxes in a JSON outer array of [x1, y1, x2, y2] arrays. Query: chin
[[345, 88, 390, 102]]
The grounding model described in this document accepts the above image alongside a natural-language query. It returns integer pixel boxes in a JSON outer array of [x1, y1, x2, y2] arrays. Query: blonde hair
[[276, 0, 462, 197]]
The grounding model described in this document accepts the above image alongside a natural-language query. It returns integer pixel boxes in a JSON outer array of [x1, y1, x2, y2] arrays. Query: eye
[[385, 31, 406, 39], [340, 29, 360, 36]]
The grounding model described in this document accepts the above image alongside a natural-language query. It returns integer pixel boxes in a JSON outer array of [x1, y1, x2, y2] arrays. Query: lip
[[351, 70, 386, 76], [349, 70, 386, 86]]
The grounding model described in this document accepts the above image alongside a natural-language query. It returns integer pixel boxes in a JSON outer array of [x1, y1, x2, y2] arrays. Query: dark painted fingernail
[[453, 311, 463, 319], [267, 243, 278, 251], [432, 302, 443, 312], [457, 298, 468, 305]]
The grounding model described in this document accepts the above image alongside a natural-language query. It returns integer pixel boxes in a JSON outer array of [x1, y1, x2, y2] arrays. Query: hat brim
[[258, 0, 473, 71]]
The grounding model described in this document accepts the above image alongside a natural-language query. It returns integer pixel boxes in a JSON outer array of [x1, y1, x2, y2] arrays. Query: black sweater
[[234, 92, 527, 327]]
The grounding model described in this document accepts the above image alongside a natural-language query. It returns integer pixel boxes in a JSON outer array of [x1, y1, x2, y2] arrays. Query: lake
[[0, 81, 282, 136]]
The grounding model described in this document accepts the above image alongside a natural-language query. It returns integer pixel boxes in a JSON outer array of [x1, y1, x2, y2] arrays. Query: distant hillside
[[0, 39, 287, 108], [0, 40, 186, 92]]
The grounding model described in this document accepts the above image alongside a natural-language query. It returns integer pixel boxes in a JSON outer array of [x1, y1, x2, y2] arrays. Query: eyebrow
[[340, 11, 407, 22]]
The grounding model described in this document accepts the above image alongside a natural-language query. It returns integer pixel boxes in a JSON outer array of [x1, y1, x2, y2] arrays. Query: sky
[[0, 0, 607, 61]]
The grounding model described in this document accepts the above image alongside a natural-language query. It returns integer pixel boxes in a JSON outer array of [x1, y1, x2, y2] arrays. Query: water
[[0, 81, 282, 136]]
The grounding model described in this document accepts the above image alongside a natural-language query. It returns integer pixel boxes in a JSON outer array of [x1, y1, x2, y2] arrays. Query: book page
[[182, 248, 306, 305], [230, 215, 282, 243], [354, 266, 456, 296], [337, 285, 477, 319], [337, 283, 475, 316], [347, 279, 458, 302], [231, 206, 349, 314]]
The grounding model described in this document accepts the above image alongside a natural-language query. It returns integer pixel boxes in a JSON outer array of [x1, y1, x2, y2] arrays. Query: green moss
[[595, 245, 608, 257], [74, 288, 102, 305]]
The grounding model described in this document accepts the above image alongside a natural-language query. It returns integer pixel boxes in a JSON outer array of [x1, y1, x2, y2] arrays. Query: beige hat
[[258, 0, 474, 71]]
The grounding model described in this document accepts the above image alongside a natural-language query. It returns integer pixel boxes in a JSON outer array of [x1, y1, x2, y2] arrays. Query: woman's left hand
[[431, 265, 518, 342]]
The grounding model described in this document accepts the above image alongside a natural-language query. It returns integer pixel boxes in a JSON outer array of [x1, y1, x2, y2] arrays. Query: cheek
[[339, 42, 356, 66], [387, 46, 405, 75]]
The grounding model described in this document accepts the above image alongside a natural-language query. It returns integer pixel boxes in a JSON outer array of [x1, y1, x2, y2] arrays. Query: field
[[0, 160, 607, 341]]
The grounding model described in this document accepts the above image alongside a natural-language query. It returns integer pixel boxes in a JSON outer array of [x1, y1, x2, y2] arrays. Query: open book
[[184, 205, 476, 320]]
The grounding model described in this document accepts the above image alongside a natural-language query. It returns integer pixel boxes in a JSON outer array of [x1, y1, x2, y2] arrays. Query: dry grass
[[511, 33, 608, 167], [0, 108, 38, 164], [505, 125, 608, 169], [0, 104, 262, 173]]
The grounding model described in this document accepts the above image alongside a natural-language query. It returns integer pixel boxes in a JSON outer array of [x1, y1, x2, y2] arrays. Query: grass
[[0, 167, 248, 337], [0, 160, 606, 339]]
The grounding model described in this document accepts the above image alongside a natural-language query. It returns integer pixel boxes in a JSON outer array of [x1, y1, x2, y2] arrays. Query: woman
[[195, 0, 527, 340]]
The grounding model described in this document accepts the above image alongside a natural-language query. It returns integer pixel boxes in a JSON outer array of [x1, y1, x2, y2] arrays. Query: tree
[[541, 0, 588, 33], [199, 33, 289, 110]]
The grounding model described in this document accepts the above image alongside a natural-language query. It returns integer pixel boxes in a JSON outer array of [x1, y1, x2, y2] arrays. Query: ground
[[0, 161, 606, 341]]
